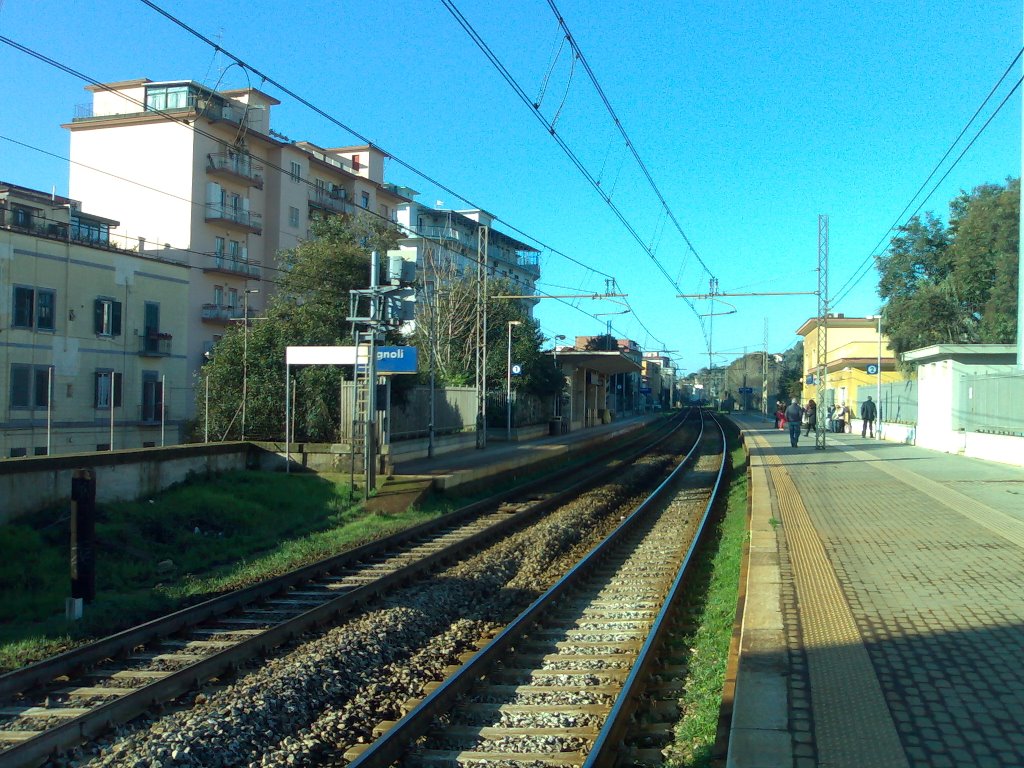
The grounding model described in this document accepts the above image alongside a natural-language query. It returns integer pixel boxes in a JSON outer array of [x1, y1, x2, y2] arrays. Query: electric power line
[[831, 48, 1024, 308]]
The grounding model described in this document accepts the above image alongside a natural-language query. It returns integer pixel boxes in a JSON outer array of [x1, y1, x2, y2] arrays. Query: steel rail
[[0, 413, 690, 768], [583, 410, 728, 766], [346, 408, 715, 768]]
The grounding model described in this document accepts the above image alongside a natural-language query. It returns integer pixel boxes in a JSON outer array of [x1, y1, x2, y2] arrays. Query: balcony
[[205, 203, 263, 235], [419, 225, 476, 247], [207, 152, 264, 189], [139, 333, 172, 357], [201, 303, 247, 323], [203, 255, 262, 279], [308, 187, 353, 214]]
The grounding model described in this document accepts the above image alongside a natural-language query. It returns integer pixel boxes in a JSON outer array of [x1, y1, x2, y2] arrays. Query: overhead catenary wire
[[541, 0, 716, 280], [0, 20, 666, 347], [0, 37, 619, 316], [831, 47, 1024, 308], [0, 129, 627, 338], [436, 0, 693, 350], [131, 0, 614, 286]]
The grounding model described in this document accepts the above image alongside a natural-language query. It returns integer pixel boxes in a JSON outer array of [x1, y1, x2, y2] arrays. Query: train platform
[[365, 415, 656, 514], [729, 414, 1024, 768]]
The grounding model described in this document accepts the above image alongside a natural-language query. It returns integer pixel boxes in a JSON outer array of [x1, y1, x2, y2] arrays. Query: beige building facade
[[1, 183, 189, 457], [797, 314, 902, 411]]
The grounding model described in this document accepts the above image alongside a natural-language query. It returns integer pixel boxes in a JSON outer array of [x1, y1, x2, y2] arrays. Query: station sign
[[738, 386, 753, 394], [372, 346, 418, 374]]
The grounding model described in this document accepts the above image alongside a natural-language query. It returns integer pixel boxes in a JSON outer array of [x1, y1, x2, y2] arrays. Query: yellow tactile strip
[[754, 437, 909, 768]]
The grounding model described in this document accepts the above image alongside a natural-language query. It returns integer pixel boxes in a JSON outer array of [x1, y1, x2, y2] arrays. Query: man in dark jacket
[[784, 398, 803, 448], [861, 395, 877, 438]]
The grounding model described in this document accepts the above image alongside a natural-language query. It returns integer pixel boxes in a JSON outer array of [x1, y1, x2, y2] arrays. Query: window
[[94, 298, 123, 336], [289, 206, 300, 228], [228, 240, 240, 259], [71, 216, 110, 245], [215, 237, 225, 257], [213, 285, 224, 306], [146, 85, 191, 111], [12, 286, 55, 330], [94, 370, 123, 409], [10, 364, 51, 409], [9, 448, 27, 458], [290, 161, 301, 182], [227, 288, 238, 310], [361, 191, 370, 209], [13, 287, 33, 328], [142, 373, 163, 423], [352, 154, 361, 172]]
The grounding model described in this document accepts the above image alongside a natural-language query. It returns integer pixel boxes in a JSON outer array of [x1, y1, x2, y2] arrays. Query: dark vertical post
[[70, 469, 96, 603]]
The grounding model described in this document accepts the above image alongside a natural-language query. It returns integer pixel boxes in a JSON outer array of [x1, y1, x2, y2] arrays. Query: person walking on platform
[[803, 399, 817, 437], [784, 398, 804, 447], [861, 395, 877, 437]]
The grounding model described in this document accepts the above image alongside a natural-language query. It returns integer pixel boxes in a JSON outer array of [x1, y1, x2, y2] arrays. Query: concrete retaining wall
[[1, 443, 254, 524]]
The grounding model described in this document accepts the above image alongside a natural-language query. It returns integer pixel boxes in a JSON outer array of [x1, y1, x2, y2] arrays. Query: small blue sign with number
[[511, 363, 523, 376], [866, 363, 879, 375]]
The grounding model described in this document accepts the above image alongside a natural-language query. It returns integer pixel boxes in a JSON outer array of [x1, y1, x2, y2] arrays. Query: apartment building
[[391, 194, 541, 318], [65, 79, 408, 410], [1, 182, 189, 457]]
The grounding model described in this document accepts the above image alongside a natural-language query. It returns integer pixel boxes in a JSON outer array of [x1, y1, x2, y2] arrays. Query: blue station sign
[[374, 346, 418, 374]]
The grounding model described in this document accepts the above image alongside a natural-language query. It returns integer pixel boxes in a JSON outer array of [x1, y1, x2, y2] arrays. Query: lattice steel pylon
[[474, 226, 489, 449], [815, 214, 829, 450]]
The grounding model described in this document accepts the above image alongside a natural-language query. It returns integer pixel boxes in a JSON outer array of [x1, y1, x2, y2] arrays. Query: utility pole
[[815, 215, 829, 450], [475, 226, 489, 449]]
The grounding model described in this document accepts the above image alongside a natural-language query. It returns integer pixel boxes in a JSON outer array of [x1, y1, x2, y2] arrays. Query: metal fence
[[389, 386, 477, 440], [878, 379, 918, 426], [958, 370, 1024, 435]]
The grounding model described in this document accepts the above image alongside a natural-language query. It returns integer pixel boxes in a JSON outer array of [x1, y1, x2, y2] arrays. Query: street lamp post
[[876, 313, 883, 440], [553, 334, 566, 417], [507, 320, 522, 442], [241, 288, 259, 441]]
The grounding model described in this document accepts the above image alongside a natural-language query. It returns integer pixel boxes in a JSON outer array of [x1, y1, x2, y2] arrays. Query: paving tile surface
[[733, 417, 1024, 768]]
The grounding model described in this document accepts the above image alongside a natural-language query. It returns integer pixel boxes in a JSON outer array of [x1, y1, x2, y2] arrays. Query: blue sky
[[1, 0, 1020, 374]]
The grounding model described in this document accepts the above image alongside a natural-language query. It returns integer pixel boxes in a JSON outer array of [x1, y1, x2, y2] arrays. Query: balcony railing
[[207, 152, 264, 189], [201, 303, 247, 322], [139, 333, 172, 357], [205, 204, 262, 234], [204, 255, 261, 279], [308, 187, 353, 214]]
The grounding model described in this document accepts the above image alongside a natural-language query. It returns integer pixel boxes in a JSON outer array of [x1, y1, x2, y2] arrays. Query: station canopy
[[550, 350, 642, 375]]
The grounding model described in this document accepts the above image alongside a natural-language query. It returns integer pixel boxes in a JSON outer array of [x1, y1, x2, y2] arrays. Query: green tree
[[877, 179, 1018, 357], [197, 214, 398, 442], [410, 274, 562, 399]]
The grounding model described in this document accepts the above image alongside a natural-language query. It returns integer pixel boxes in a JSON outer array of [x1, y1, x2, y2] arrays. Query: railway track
[[346, 410, 726, 767], [0, 413, 695, 767]]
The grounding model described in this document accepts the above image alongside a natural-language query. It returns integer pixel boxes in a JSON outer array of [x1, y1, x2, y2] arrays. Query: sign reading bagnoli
[[372, 346, 418, 374]]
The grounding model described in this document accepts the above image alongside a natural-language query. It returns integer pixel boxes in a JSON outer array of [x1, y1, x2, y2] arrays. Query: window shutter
[[94, 372, 101, 407], [114, 372, 123, 408], [112, 301, 122, 336], [94, 299, 104, 334]]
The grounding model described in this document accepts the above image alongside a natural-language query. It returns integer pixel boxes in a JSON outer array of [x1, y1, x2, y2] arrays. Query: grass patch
[[663, 421, 748, 767], [0, 471, 444, 672]]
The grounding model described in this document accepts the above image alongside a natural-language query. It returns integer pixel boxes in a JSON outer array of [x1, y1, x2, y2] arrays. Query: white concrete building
[[390, 193, 540, 319], [65, 79, 407, 416]]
